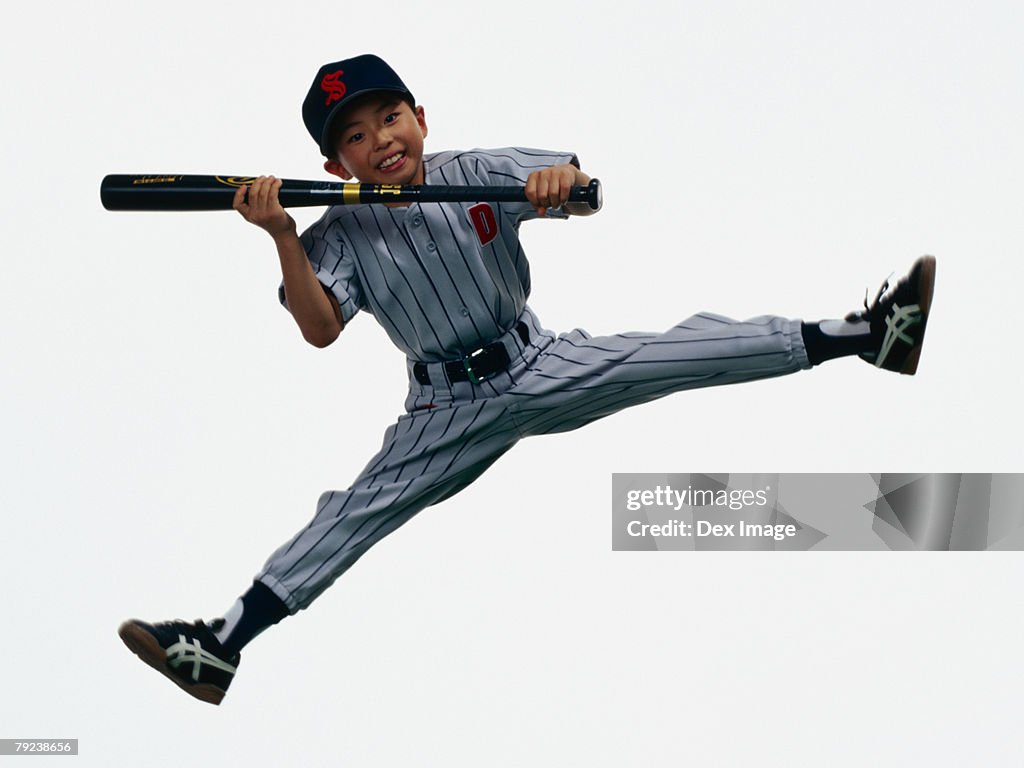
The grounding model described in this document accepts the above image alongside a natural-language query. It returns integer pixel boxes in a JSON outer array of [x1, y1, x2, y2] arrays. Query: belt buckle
[[462, 347, 491, 385]]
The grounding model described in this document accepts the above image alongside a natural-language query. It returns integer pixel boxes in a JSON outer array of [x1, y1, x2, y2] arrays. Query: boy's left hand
[[525, 164, 582, 216]]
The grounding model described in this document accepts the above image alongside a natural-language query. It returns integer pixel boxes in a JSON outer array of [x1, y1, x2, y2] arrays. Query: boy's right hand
[[233, 175, 295, 237]]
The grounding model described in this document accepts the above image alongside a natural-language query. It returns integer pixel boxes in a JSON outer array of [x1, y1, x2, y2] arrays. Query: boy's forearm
[[274, 227, 343, 347]]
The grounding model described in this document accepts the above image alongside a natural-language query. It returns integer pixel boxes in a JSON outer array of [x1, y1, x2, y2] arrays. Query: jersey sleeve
[[473, 147, 580, 224], [278, 214, 365, 324]]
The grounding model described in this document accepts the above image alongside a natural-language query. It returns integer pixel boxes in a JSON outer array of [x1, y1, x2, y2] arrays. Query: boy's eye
[[347, 132, 364, 144], [384, 112, 398, 124]]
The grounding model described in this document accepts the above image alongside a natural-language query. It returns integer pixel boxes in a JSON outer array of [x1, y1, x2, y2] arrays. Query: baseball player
[[118, 54, 936, 705]]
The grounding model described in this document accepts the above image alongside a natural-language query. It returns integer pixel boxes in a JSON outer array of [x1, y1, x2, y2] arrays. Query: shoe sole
[[118, 621, 226, 705], [900, 255, 936, 375]]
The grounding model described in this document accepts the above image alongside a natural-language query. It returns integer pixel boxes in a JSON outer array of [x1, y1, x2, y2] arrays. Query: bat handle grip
[[568, 178, 603, 211]]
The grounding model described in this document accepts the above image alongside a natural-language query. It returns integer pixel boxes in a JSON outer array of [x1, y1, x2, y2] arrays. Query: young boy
[[118, 54, 936, 705]]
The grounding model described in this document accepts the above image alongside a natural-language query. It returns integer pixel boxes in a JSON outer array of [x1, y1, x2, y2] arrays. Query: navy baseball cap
[[303, 54, 415, 157]]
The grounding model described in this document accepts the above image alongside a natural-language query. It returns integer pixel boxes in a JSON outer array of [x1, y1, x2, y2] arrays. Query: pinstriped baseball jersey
[[283, 147, 577, 362]]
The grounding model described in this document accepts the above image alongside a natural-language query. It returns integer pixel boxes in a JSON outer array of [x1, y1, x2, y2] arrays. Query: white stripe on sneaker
[[166, 634, 237, 682], [876, 302, 922, 368]]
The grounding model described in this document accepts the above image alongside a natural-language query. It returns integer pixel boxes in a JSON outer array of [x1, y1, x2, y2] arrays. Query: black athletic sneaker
[[848, 255, 936, 375], [118, 618, 240, 705]]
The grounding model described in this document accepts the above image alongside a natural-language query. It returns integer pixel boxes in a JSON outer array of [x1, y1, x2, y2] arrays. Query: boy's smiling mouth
[[378, 151, 406, 171]]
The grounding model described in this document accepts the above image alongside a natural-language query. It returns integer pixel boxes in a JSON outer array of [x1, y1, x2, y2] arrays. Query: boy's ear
[[323, 159, 352, 180], [415, 105, 428, 139]]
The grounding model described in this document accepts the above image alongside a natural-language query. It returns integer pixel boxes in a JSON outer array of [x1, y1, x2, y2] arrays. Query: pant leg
[[256, 396, 521, 613], [504, 312, 811, 436]]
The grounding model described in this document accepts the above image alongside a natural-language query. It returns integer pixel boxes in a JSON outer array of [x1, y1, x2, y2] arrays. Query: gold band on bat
[[343, 184, 405, 204], [343, 185, 361, 204]]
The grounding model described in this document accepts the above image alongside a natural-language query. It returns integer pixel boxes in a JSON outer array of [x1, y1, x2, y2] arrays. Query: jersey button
[[426, 242, 436, 252], [460, 307, 469, 316], [412, 216, 423, 227]]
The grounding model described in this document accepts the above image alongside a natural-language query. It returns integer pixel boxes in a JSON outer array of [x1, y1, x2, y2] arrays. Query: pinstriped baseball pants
[[257, 306, 811, 612]]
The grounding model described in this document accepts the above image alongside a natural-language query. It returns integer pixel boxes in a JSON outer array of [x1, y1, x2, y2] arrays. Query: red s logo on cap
[[321, 70, 347, 106]]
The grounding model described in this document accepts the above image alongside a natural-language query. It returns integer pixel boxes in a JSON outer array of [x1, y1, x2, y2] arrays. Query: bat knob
[[568, 178, 603, 211], [585, 178, 603, 211]]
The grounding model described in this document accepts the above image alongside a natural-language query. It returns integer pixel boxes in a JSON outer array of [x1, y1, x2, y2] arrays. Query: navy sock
[[216, 580, 290, 656], [801, 320, 875, 366]]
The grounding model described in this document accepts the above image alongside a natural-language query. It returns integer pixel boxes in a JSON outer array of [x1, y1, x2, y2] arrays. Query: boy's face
[[323, 93, 428, 186]]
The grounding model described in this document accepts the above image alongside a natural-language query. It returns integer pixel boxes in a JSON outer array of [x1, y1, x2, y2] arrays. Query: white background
[[2, 1, 1022, 765]]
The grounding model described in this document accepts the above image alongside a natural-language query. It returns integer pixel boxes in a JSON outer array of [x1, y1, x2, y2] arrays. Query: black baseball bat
[[100, 174, 602, 212]]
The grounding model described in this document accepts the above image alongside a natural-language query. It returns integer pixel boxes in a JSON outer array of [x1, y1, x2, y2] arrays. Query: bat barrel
[[99, 175, 346, 211], [102, 175, 226, 211]]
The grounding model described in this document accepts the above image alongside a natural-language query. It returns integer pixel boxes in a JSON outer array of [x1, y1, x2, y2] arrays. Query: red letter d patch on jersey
[[468, 203, 498, 246]]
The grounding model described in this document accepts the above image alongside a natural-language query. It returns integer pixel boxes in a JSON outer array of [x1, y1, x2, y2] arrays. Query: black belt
[[413, 322, 530, 386]]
